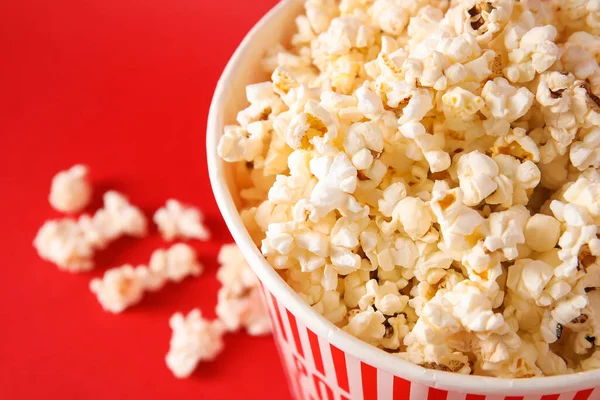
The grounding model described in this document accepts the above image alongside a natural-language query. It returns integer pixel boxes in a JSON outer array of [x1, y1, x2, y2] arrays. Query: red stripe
[[574, 389, 595, 400], [428, 387, 448, 400], [505, 397, 523, 400], [306, 329, 324, 375], [286, 310, 304, 357], [465, 395, 485, 400], [269, 292, 287, 343], [393, 376, 411, 400], [360, 362, 378, 400], [540, 395, 560, 400], [329, 344, 349, 392]]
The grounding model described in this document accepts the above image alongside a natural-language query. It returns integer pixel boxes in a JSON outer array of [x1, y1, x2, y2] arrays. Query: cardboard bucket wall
[[206, 0, 600, 398]]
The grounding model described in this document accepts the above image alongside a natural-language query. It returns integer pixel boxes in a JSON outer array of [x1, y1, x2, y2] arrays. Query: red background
[[0, 0, 291, 398]]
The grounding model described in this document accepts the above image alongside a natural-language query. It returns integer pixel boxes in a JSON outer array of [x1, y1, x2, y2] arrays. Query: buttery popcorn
[[153, 199, 210, 241], [215, 244, 271, 336], [165, 309, 225, 378], [48, 164, 92, 214], [90, 244, 202, 313], [34, 191, 147, 271], [218, 0, 600, 376]]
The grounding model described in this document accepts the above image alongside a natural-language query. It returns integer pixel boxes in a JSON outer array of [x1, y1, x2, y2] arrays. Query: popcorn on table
[[90, 243, 202, 313], [34, 191, 147, 272], [48, 164, 92, 214], [217, 0, 600, 377], [153, 199, 210, 241], [166, 309, 225, 379], [215, 244, 271, 336]]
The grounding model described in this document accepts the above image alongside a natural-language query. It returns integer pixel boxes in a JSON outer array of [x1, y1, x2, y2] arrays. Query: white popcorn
[[457, 151, 498, 206], [153, 199, 210, 241], [215, 243, 271, 336], [49, 164, 92, 214], [33, 219, 95, 272], [484, 206, 529, 259], [309, 151, 360, 218], [90, 244, 201, 313], [358, 279, 409, 315], [166, 309, 225, 378], [481, 78, 534, 136], [506, 259, 554, 306], [149, 243, 203, 283], [344, 306, 386, 345], [504, 24, 559, 83], [89, 264, 158, 313], [217, 244, 259, 294], [96, 191, 147, 239], [217, 125, 265, 163]]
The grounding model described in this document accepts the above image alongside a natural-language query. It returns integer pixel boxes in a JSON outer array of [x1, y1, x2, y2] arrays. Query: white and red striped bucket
[[206, 0, 600, 398]]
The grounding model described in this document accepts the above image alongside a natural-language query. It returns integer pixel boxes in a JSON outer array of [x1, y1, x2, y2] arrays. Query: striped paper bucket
[[206, 0, 600, 398]]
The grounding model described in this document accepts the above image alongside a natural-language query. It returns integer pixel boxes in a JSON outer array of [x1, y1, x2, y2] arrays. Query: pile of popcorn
[[217, 0, 600, 377], [33, 164, 270, 378]]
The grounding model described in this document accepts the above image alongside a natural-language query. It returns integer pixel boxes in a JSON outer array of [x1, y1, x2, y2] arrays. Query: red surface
[[0, 0, 291, 398]]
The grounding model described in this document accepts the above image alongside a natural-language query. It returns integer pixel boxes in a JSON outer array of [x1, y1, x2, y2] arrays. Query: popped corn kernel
[[49, 164, 92, 214], [153, 199, 210, 241], [90, 264, 159, 313], [33, 219, 95, 272], [148, 243, 203, 283], [166, 309, 225, 378]]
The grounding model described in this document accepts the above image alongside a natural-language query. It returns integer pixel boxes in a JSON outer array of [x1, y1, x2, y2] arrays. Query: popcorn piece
[[48, 164, 92, 213], [33, 219, 95, 272], [504, 24, 559, 83], [215, 244, 271, 336], [153, 199, 210, 241], [149, 243, 203, 283], [456, 151, 499, 206], [94, 191, 148, 240], [506, 259, 554, 306], [91, 244, 201, 313], [166, 309, 225, 378], [89, 265, 159, 313], [481, 78, 534, 136]]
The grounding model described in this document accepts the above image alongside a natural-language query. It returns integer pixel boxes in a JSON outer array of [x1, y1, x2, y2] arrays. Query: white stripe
[[318, 335, 338, 388], [376, 369, 393, 400], [296, 321, 319, 399], [268, 296, 302, 400], [296, 321, 315, 368], [485, 396, 506, 400], [587, 388, 600, 400], [409, 383, 428, 400], [446, 391, 467, 400], [277, 299, 298, 350], [558, 391, 578, 400], [345, 354, 363, 400]]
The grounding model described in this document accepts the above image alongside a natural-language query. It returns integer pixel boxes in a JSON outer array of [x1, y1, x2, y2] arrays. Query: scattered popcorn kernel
[[215, 244, 271, 336], [149, 243, 203, 283], [165, 309, 225, 378], [153, 199, 210, 241], [91, 244, 201, 313], [89, 264, 158, 313], [49, 164, 92, 214], [33, 219, 95, 272]]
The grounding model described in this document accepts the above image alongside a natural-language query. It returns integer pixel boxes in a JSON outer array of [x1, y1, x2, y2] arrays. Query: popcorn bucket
[[207, 0, 600, 398]]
